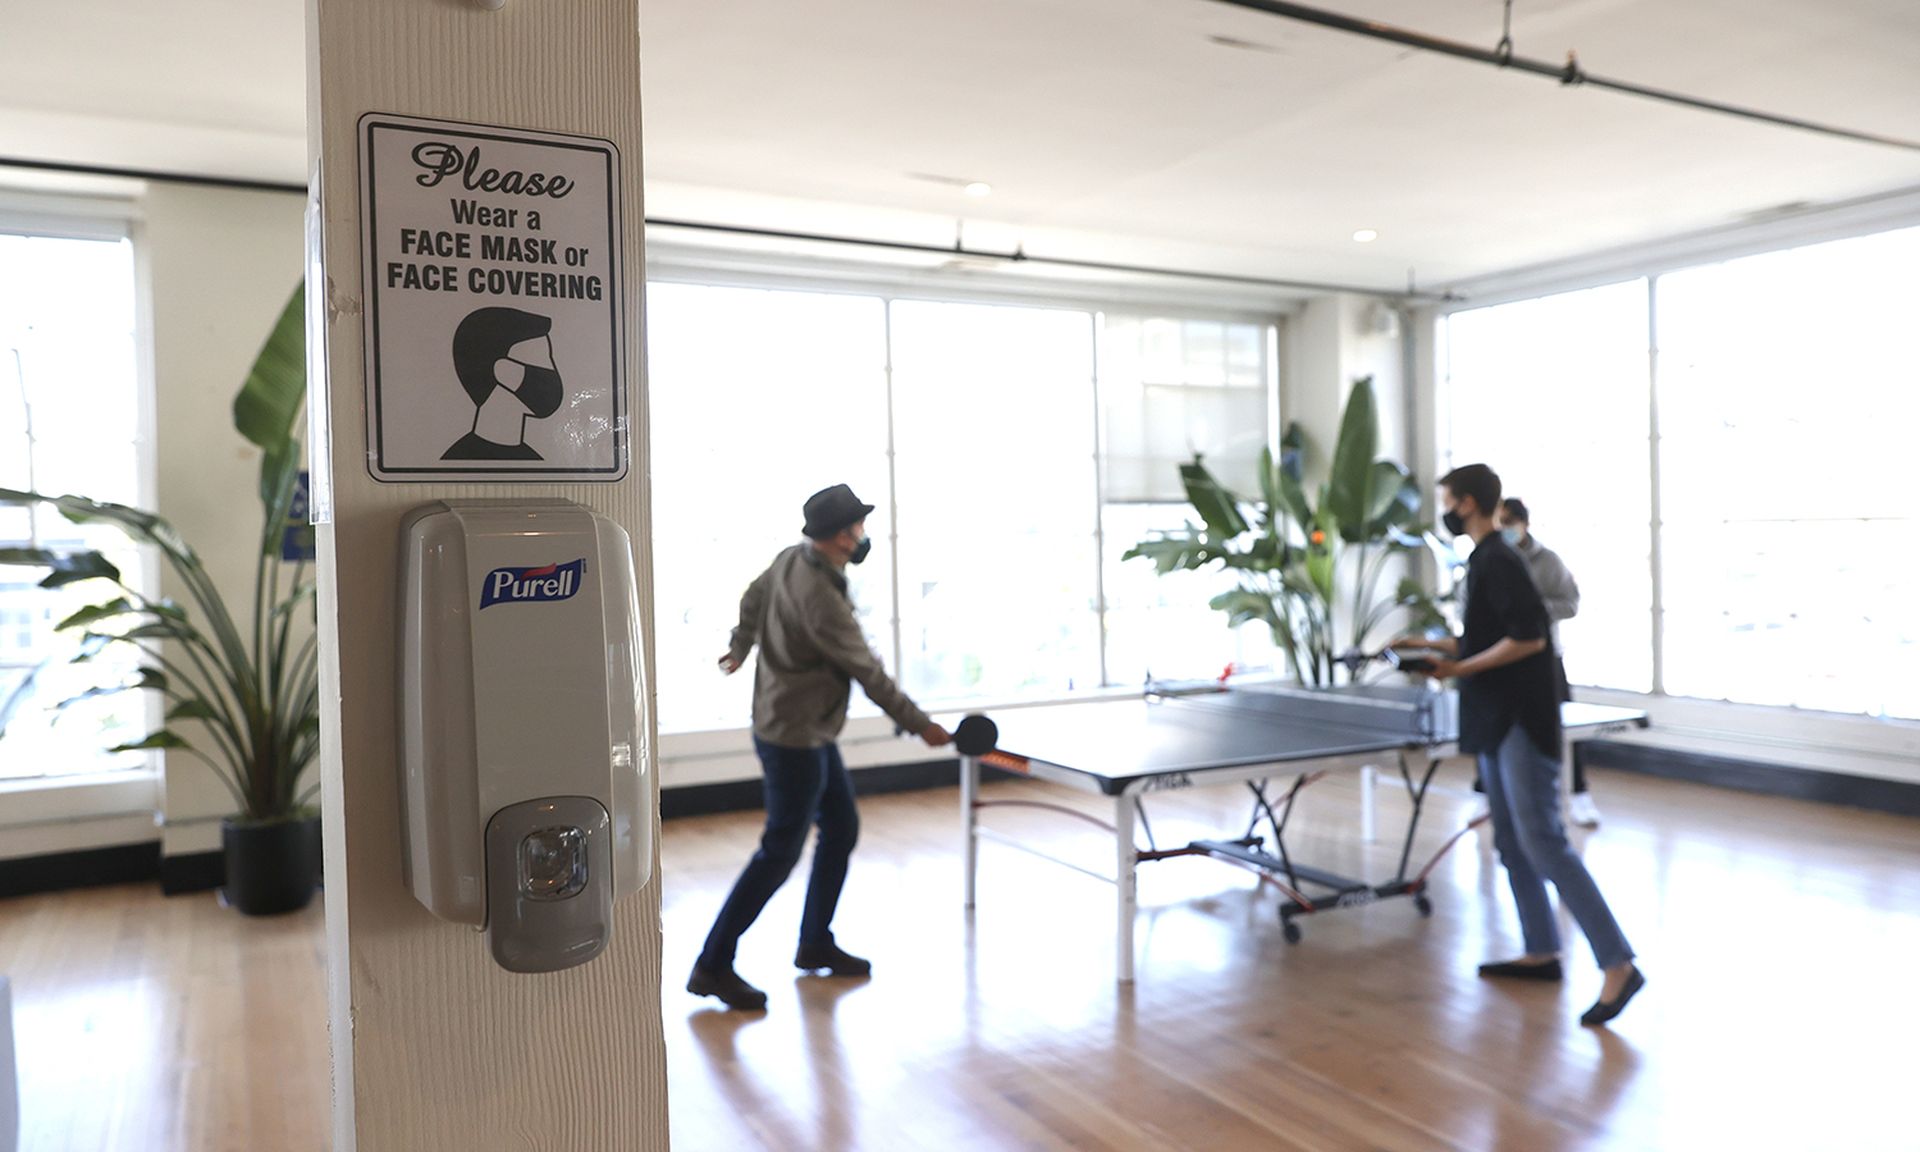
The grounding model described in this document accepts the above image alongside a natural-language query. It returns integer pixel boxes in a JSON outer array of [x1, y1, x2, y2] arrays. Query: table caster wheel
[[1282, 919, 1302, 944], [1414, 893, 1433, 918]]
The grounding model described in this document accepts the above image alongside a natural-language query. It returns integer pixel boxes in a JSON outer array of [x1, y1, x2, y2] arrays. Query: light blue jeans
[[1480, 724, 1634, 970]]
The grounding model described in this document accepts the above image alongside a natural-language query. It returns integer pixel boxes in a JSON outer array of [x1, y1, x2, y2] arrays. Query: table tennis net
[[1142, 682, 1450, 744]]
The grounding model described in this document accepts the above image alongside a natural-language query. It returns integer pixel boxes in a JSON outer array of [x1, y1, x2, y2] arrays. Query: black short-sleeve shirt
[[1458, 533, 1563, 757]]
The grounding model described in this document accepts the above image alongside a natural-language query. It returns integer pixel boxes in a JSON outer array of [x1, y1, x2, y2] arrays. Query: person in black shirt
[[1407, 464, 1644, 1027]]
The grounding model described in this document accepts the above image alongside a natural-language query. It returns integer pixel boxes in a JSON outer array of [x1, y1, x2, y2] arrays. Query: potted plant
[[1125, 375, 1444, 686], [0, 285, 319, 914]]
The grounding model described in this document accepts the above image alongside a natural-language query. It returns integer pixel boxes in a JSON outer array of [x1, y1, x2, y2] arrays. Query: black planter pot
[[221, 815, 321, 916]]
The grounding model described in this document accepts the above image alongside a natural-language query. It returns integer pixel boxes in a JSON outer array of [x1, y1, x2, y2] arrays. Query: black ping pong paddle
[[954, 713, 998, 757]]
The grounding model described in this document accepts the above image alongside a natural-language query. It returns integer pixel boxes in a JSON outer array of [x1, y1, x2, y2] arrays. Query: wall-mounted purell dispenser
[[399, 500, 651, 973]]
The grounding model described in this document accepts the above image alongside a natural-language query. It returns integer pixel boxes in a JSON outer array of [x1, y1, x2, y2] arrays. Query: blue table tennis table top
[[981, 680, 1648, 795]]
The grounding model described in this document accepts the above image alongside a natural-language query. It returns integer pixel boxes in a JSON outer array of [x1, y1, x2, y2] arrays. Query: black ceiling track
[[1205, 0, 1920, 154], [1, 155, 1442, 300]]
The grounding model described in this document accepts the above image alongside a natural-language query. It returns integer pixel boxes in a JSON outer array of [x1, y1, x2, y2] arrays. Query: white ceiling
[[4, 0, 1919, 292]]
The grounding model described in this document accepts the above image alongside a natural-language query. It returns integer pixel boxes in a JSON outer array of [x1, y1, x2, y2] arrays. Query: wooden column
[[304, 0, 667, 1148]]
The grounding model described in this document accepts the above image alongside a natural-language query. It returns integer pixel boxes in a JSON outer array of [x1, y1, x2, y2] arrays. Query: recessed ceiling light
[[1352, 229, 1379, 243], [964, 182, 993, 197]]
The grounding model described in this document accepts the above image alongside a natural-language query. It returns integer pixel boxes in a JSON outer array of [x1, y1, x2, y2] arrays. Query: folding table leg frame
[[961, 753, 1143, 981], [961, 750, 1490, 978], [961, 753, 979, 910], [1115, 792, 1136, 983]]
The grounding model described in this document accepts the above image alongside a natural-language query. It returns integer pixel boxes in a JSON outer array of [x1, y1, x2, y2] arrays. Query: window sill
[[1572, 687, 1920, 785], [0, 767, 163, 829]]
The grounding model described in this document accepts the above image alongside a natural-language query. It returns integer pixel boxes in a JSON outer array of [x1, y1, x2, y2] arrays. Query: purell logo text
[[479, 558, 586, 610]]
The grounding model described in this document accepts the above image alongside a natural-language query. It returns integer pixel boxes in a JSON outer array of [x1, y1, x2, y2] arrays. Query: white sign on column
[[359, 113, 627, 481]]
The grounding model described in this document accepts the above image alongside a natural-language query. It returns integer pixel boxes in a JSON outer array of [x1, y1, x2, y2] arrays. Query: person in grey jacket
[[689, 484, 951, 1011], [1499, 497, 1602, 826]]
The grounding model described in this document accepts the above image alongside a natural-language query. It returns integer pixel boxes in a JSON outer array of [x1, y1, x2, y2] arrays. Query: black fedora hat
[[802, 484, 875, 539]]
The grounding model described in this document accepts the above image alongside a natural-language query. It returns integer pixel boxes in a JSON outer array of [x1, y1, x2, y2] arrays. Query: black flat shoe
[[687, 963, 768, 1010], [1581, 966, 1646, 1027], [1478, 958, 1564, 982], [794, 941, 871, 976]]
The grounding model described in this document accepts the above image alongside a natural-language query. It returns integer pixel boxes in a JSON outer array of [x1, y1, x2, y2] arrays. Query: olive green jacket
[[727, 543, 931, 748]]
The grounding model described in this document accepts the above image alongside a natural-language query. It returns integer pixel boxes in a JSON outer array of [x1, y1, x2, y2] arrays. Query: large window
[[890, 300, 1100, 701], [1445, 280, 1654, 693], [0, 229, 149, 780], [645, 283, 892, 733], [1099, 315, 1279, 685], [1443, 223, 1920, 720], [645, 283, 1281, 733], [1657, 228, 1920, 718]]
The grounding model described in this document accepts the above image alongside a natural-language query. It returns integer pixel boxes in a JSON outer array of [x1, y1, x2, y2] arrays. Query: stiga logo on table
[[479, 558, 586, 610]]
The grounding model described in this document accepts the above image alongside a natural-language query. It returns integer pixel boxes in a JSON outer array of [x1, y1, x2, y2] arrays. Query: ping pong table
[[958, 680, 1648, 983]]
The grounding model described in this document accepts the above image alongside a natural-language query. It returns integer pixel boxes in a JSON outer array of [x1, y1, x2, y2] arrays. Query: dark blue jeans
[[698, 738, 859, 971]]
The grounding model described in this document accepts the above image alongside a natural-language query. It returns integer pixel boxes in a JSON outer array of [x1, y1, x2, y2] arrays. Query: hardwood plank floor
[[3, 763, 1916, 1150]]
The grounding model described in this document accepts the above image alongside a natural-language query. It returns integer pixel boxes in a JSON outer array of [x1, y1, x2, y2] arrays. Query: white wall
[[141, 182, 306, 856], [1278, 292, 1416, 660]]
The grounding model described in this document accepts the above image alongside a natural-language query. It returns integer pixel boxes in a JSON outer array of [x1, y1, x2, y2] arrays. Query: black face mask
[[848, 535, 872, 565], [508, 362, 565, 418], [1441, 506, 1468, 536]]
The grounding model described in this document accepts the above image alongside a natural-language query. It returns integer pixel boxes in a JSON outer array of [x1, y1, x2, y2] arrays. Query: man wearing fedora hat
[[689, 483, 952, 1010]]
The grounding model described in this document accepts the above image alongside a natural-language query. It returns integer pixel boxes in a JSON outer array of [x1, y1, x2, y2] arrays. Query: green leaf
[[235, 287, 309, 553], [1372, 477, 1424, 534], [121, 621, 188, 643], [1393, 577, 1448, 632], [1276, 474, 1313, 539], [0, 546, 122, 588], [0, 546, 62, 567], [1178, 458, 1249, 539], [1257, 446, 1282, 518], [1362, 460, 1410, 527], [271, 582, 317, 619], [1219, 533, 1288, 572], [1306, 546, 1337, 604], [233, 284, 308, 453], [70, 632, 113, 664], [0, 656, 50, 738], [1124, 531, 1219, 575], [0, 488, 197, 558], [167, 699, 221, 723], [258, 439, 302, 550], [1325, 376, 1380, 541], [55, 598, 137, 631], [109, 729, 192, 753], [1208, 588, 1281, 631], [54, 666, 166, 711]]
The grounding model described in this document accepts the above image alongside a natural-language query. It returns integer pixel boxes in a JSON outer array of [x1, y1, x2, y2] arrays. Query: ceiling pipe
[[646, 217, 1451, 300], [1204, 0, 1920, 155], [0, 156, 1445, 301]]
